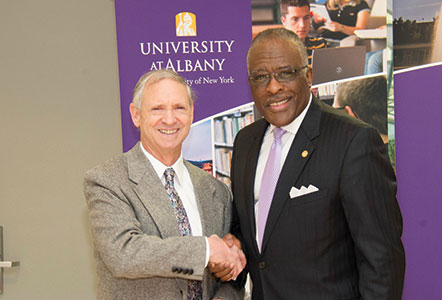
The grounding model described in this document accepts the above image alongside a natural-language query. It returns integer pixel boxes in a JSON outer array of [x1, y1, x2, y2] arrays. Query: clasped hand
[[207, 234, 246, 281]]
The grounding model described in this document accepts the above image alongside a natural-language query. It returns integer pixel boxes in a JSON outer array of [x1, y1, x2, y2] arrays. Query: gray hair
[[132, 69, 195, 108], [247, 28, 309, 78]]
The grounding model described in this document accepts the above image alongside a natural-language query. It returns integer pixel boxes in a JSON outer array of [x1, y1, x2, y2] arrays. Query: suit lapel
[[127, 143, 180, 238], [261, 97, 322, 253], [244, 119, 269, 254]]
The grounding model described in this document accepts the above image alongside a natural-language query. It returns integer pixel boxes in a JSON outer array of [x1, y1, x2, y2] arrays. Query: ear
[[129, 103, 141, 128], [306, 67, 313, 87], [190, 104, 194, 124], [281, 16, 287, 26], [344, 105, 357, 118]]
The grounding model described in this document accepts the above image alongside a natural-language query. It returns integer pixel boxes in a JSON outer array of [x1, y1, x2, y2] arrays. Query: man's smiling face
[[248, 37, 312, 127], [130, 78, 193, 165]]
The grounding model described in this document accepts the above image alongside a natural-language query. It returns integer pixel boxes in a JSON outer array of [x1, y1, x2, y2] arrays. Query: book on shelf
[[317, 82, 338, 99], [215, 174, 231, 188], [212, 105, 255, 186], [215, 148, 232, 176], [213, 110, 254, 145]]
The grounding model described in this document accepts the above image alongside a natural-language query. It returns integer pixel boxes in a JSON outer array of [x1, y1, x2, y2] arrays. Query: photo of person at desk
[[310, 0, 387, 76], [313, 0, 371, 43]]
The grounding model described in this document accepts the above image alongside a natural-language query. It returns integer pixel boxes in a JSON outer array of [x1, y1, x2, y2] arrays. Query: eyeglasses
[[248, 66, 308, 87]]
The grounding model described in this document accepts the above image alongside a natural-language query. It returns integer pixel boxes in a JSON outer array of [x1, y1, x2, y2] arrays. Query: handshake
[[207, 234, 246, 281]]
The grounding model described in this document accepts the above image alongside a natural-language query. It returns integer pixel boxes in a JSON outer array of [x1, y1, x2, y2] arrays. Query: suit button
[[177, 268, 183, 273], [259, 261, 266, 269], [172, 266, 178, 273], [183, 269, 189, 274], [189, 269, 194, 275]]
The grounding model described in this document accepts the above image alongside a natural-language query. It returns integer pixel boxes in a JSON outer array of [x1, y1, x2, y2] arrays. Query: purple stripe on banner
[[395, 64, 442, 299], [115, 0, 252, 151]]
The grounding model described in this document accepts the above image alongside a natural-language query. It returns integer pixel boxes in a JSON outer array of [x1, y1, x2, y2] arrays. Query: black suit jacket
[[231, 97, 405, 300]]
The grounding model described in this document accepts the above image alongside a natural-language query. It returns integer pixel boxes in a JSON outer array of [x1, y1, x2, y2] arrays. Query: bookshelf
[[212, 104, 255, 186], [314, 82, 338, 106]]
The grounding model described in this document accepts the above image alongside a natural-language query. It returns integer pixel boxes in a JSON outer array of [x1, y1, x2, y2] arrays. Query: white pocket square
[[290, 184, 319, 198]]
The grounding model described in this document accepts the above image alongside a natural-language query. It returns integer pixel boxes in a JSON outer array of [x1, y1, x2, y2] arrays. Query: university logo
[[176, 12, 197, 37]]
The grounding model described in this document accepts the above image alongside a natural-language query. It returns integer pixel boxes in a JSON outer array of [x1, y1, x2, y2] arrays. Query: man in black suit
[[229, 28, 405, 299]]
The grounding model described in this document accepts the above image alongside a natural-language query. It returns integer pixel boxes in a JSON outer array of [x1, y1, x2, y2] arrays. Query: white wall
[[0, 0, 122, 298]]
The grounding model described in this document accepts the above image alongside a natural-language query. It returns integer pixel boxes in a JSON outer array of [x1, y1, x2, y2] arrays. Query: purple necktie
[[164, 168, 202, 300], [257, 127, 286, 251]]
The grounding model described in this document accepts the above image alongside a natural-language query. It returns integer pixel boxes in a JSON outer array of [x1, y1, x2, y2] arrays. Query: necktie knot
[[164, 168, 175, 186], [273, 127, 286, 141]]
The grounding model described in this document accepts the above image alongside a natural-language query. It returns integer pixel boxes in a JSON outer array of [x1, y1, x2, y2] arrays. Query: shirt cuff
[[204, 236, 210, 267]]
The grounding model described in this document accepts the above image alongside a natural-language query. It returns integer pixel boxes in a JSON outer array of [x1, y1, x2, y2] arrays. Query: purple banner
[[395, 64, 442, 299], [115, 0, 252, 151]]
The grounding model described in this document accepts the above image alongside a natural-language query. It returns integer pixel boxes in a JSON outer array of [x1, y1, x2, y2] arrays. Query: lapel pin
[[301, 150, 308, 158]]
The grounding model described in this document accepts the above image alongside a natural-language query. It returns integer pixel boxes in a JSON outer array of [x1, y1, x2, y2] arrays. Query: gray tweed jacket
[[83, 143, 242, 300]]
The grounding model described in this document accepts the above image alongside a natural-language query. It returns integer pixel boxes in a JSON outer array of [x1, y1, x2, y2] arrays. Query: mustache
[[265, 94, 291, 104]]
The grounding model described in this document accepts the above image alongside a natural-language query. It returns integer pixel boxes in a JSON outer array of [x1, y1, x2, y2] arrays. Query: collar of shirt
[[139, 142, 185, 186], [340, 1, 357, 8]]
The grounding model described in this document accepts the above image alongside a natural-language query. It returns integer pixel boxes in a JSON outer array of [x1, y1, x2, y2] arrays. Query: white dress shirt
[[253, 94, 312, 241], [140, 143, 209, 265]]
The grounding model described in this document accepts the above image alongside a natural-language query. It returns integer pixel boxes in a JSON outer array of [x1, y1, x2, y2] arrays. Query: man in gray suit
[[84, 69, 245, 300]]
